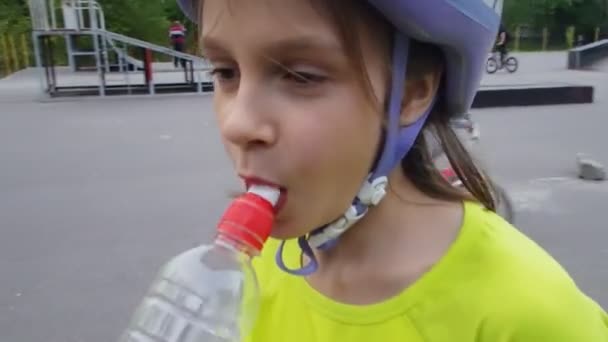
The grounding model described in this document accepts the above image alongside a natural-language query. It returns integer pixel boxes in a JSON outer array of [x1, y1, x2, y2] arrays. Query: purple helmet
[[177, 0, 502, 115], [178, 0, 503, 275]]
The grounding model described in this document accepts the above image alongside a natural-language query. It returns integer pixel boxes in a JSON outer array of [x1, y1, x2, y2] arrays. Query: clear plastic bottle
[[119, 185, 280, 342]]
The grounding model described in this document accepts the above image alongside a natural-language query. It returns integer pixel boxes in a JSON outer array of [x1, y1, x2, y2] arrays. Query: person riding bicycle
[[495, 23, 510, 65], [178, 0, 608, 341]]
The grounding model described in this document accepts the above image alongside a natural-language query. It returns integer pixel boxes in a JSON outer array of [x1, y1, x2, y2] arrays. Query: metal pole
[[101, 38, 110, 73], [196, 68, 202, 93], [66, 34, 76, 72], [94, 34, 106, 96], [42, 36, 51, 92], [143, 48, 155, 95], [44, 0, 50, 30], [189, 61, 194, 84], [123, 41, 132, 95], [183, 61, 189, 83], [89, 1, 105, 96], [50, 0, 57, 29], [514, 25, 521, 52], [101, 39, 110, 73], [63, 0, 77, 71], [76, 0, 84, 30], [31, 31, 47, 95], [49, 36, 57, 92], [117, 43, 124, 73], [95, 3, 110, 73]]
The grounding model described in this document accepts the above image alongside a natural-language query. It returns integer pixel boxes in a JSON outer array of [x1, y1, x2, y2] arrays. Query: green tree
[[503, 0, 573, 30], [504, 0, 608, 32], [503, 0, 608, 48], [99, 0, 170, 46], [0, 0, 31, 34]]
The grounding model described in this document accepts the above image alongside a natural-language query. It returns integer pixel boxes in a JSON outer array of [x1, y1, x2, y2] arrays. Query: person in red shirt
[[169, 20, 187, 68]]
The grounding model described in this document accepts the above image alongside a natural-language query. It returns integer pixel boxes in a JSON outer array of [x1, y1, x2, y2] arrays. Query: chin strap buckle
[[307, 175, 388, 249], [308, 205, 366, 249], [357, 175, 388, 206]]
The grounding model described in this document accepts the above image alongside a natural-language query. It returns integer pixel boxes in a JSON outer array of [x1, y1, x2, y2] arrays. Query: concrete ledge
[[49, 82, 594, 109], [49, 82, 214, 97], [568, 40, 608, 69], [472, 83, 594, 108]]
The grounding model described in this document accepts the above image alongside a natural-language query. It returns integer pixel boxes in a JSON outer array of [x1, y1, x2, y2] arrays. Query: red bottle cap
[[217, 191, 276, 252]]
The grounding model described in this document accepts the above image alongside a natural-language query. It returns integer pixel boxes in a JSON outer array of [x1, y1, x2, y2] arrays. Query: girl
[[178, 0, 608, 340]]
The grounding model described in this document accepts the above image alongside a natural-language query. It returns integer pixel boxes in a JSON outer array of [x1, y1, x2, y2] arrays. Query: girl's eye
[[210, 67, 238, 81], [284, 71, 326, 84]]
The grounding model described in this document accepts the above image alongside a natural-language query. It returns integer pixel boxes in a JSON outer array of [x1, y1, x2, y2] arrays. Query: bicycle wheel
[[494, 184, 515, 224], [485, 57, 498, 74], [505, 56, 518, 73]]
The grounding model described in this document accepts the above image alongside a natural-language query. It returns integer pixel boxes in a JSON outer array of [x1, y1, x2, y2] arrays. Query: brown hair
[[312, 0, 497, 211], [199, 0, 497, 211]]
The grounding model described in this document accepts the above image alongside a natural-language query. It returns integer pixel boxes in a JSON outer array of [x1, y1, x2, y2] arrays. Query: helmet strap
[[275, 32, 432, 276]]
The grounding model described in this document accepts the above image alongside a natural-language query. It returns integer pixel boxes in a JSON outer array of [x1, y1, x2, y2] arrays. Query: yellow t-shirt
[[247, 201, 608, 342]]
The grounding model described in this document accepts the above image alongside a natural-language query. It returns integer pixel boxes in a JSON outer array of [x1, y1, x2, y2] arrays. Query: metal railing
[[27, 0, 213, 97], [28, 0, 106, 31], [568, 39, 608, 69]]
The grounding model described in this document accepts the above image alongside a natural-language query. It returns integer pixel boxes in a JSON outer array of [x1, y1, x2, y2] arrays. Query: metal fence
[[508, 25, 607, 52]]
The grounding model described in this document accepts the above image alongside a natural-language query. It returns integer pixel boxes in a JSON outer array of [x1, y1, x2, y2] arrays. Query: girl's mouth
[[242, 176, 288, 214]]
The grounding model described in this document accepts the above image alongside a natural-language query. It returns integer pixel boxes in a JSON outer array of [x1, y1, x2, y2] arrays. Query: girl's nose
[[218, 81, 277, 150]]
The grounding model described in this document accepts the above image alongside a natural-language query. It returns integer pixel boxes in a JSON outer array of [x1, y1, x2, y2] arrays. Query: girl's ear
[[399, 67, 443, 126]]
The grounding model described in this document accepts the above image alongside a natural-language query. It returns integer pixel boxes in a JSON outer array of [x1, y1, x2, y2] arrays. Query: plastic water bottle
[[119, 185, 280, 342]]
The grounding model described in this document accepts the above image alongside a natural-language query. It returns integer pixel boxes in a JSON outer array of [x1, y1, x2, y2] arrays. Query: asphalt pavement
[[0, 52, 607, 342]]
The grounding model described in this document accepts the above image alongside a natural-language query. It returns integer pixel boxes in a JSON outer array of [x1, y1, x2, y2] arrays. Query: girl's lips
[[242, 176, 288, 213]]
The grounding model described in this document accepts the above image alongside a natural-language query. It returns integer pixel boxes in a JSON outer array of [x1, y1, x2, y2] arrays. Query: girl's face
[[202, 0, 389, 239]]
